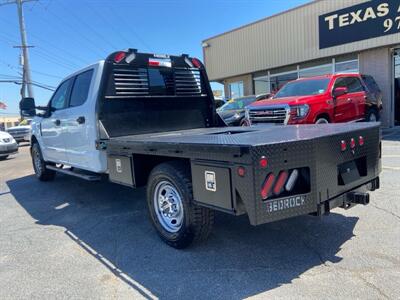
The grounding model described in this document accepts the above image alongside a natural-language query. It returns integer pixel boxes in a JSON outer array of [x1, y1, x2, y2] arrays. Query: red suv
[[245, 74, 382, 126]]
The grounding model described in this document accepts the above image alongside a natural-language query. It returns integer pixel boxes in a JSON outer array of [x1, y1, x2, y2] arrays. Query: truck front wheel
[[31, 143, 56, 181], [147, 161, 214, 249]]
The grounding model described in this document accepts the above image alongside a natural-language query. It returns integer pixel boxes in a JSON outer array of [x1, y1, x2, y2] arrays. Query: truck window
[[69, 69, 93, 107], [51, 78, 73, 110], [334, 77, 363, 93], [362, 75, 381, 93], [148, 68, 174, 96]]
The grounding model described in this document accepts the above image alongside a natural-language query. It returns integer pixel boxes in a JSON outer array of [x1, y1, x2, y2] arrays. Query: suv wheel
[[0, 155, 8, 161], [315, 117, 329, 124], [31, 143, 56, 181], [366, 109, 379, 122], [147, 161, 214, 249]]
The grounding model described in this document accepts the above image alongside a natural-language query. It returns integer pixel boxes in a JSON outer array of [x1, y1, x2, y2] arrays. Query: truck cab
[[245, 73, 382, 126]]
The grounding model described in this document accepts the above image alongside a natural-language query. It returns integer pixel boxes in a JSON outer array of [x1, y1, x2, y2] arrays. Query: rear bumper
[[233, 125, 381, 226]]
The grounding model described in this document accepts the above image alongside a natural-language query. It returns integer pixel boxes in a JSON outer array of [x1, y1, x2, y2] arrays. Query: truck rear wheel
[[147, 161, 214, 249], [31, 143, 56, 181]]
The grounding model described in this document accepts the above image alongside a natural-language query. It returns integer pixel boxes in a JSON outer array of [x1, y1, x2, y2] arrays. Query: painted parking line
[[383, 166, 400, 171]]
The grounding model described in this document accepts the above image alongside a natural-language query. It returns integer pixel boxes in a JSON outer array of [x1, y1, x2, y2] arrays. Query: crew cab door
[[346, 76, 366, 120], [40, 78, 73, 164], [332, 77, 358, 123], [62, 69, 99, 171]]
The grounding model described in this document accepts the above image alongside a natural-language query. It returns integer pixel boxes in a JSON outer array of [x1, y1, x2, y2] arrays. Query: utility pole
[[0, 0, 37, 98]]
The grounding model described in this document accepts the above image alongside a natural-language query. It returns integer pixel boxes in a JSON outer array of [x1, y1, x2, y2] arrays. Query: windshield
[[218, 96, 256, 111], [274, 78, 330, 98], [19, 119, 31, 126]]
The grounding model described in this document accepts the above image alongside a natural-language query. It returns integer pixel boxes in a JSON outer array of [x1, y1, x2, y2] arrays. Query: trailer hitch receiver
[[346, 191, 370, 205]]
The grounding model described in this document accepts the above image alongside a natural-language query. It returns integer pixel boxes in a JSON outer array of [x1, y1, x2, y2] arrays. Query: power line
[[57, 1, 118, 51], [38, 1, 108, 57], [106, 4, 152, 51]]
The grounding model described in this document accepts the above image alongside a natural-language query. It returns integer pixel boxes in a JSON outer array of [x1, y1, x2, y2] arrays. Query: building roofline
[[203, 0, 328, 42]]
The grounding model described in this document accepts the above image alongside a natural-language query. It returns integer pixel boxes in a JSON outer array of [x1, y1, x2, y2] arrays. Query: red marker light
[[341, 140, 347, 152], [350, 138, 356, 149], [114, 52, 126, 63], [148, 60, 160, 66], [359, 136, 364, 146], [260, 157, 268, 168], [237, 166, 246, 177], [192, 58, 202, 68], [261, 173, 275, 200], [273, 171, 288, 195]]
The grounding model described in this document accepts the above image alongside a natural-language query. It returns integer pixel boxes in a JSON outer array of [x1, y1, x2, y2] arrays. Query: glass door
[[394, 49, 400, 126]]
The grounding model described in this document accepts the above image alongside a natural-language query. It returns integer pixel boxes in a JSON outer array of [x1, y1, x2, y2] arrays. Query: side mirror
[[19, 97, 36, 117], [333, 87, 348, 98]]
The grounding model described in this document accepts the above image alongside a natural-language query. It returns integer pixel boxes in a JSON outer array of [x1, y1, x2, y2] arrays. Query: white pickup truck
[[20, 49, 381, 248]]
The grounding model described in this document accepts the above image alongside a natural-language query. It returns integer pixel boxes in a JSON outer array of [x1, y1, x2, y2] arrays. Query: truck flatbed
[[108, 123, 378, 147]]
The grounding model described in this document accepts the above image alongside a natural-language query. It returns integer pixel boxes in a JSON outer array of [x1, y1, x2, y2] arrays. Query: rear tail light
[[285, 169, 299, 192], [259, 156, 268, 168], [359, 136, 364, 146], [341, 140, 347, 152], [261, 173, 275, 200], [273, 171, 288, 195], [114, 51, 126, 63], [350, 138, 356, 149]]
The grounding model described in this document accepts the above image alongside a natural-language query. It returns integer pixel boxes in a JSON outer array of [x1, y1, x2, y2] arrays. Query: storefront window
[[270, 72, 298, 94], [228, 81, 244, 98], [335, 60, 358, 73], [299, 64, 332, 78], [254, 76, 270, 95]]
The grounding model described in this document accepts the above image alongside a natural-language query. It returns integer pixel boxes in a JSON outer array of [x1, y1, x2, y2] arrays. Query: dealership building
[[203, 0, 400, 127]]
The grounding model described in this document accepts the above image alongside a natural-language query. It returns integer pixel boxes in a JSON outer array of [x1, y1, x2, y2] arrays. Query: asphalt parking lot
[[0, 131, 399, 300]]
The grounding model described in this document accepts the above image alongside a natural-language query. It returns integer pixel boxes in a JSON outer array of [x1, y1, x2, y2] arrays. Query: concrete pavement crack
[[370, 203, 400, 221]]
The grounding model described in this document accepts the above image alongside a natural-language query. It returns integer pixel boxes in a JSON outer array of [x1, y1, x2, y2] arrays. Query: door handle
[[76, 116, 85, 124], [347, 98, 352, 103], [54, 119, 61, 126]]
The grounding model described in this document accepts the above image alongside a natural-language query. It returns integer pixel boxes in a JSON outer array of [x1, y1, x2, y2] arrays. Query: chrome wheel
[[32, 147, 42, 175], [369, 112, 377, 122], [316, 118, 329, 124], [153, 180, 184, 233]]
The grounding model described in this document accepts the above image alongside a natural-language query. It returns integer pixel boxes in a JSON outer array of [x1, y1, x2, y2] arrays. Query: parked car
[[214, 96, 227, 109], [20, 50, 381, 249], [6, 119, 32, 143], [244, 74, 382, 126], [218, 94, 271, 126], [0, 131, 18, 160]]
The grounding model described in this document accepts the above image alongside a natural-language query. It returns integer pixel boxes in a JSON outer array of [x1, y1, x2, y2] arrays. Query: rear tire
[[0, 155, 8, 161], [147, 161, 214, 249], [31, 143, 56, 181]]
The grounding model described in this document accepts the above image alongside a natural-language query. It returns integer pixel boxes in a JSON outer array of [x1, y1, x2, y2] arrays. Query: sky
[[0, 0, 309, 114]]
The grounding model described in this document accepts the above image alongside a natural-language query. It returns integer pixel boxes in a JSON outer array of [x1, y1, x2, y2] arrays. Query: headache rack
[[104, 50, 207, 98]]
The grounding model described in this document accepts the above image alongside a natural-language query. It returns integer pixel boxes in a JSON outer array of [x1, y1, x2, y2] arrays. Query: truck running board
[[46, 165, 101, 181]]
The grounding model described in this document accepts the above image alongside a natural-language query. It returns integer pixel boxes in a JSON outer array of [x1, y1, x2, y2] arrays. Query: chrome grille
[[174, 69, 202, 95], [113, 68, 149, 96], [249, 107, 288, 124]]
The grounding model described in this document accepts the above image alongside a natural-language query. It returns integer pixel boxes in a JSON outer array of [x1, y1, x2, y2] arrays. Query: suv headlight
[[290, 104, 309, 119]]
